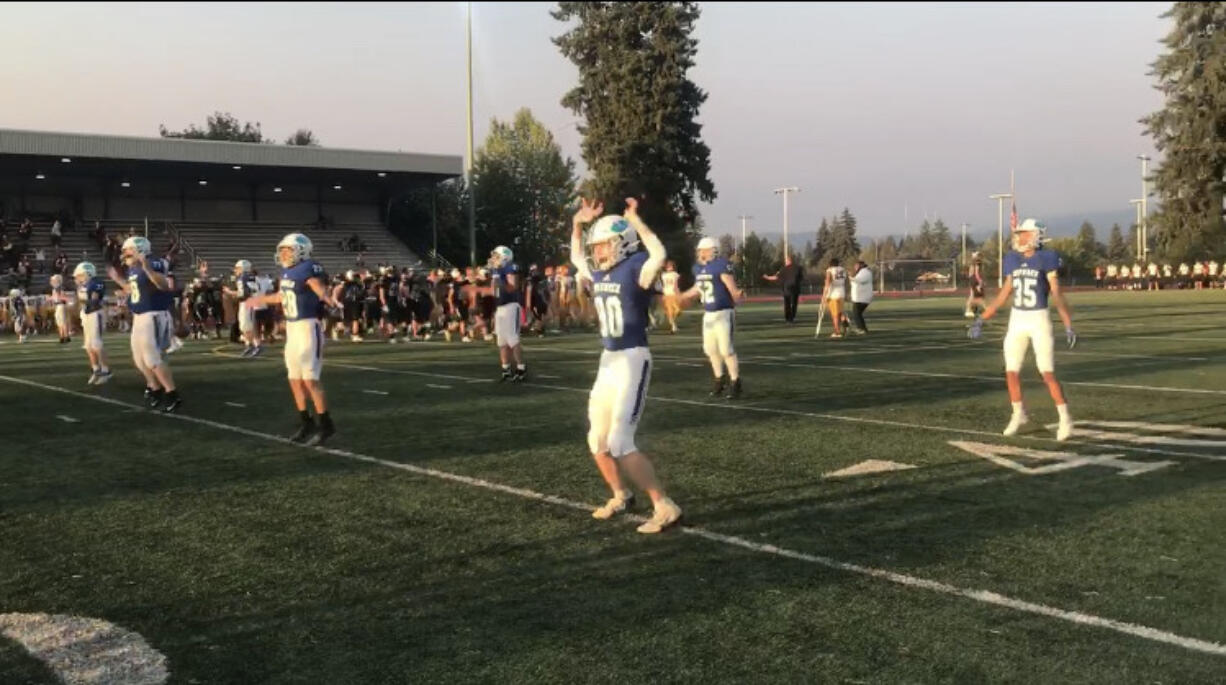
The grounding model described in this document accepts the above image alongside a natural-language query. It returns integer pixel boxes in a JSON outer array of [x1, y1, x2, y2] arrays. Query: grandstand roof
[[0, 128, 461, 179]]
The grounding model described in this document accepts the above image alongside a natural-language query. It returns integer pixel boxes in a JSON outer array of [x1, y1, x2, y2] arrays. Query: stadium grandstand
[[0, 128, 462, 292]]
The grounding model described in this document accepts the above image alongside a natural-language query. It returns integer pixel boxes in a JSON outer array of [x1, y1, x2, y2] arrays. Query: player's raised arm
[[623, 197, 666, 290], [571, 197, 603, 283]]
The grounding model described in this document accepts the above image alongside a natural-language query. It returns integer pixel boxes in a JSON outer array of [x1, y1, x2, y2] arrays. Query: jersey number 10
[[595, 296, 624, 338]]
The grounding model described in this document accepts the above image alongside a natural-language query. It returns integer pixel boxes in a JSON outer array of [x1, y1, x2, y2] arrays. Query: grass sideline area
[[0, 290, 1224, 682]]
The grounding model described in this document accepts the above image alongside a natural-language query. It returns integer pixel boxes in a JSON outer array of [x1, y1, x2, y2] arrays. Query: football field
[[1, 290, 1224, 683]]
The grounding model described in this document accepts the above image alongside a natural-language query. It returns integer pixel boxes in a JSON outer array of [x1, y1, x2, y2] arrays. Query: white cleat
[[964, 310, 976, 318], [1056, 419, 1073, 442], [461, 336, 472, 343], [93, 370, 112, 386], [637, 498, 682, 534], [1002, 412, 1029, 437], [592, 491, 635, 520], [168, 336, 184, 354], [86, 372, 98, 386]]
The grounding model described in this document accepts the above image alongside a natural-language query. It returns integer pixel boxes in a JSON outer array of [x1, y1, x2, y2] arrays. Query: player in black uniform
[[362, 272, 380, 340], [525, 263, 549, 337], [409, 268, 434, 340], [378, 266, 400, 343]]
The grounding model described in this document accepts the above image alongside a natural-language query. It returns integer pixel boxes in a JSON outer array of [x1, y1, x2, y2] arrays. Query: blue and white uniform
[[235, 273, 260, 334], [281, 259, 328, 380], [575, 222, 666, 459], [128, 258, 174, 369], [1003, 248, 1061, 373], [694, 257, 737, 357], [79, 278, 107, 351], [9, 293, 25, 333], [51, 284, 70, 331], [492, 263, 521, 348]]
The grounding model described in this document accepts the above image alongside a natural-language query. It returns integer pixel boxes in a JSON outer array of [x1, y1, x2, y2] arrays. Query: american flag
[[1010, 197, 1018, 231]]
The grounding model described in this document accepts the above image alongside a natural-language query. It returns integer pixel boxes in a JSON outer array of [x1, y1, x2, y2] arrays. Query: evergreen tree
[[813, 217, 832, 267], [917, 220, 935, 258], [931, 218, 954, 259], [1076, 221, 1102, 259], [1143, 3, 1226, 262], [828, 208, 861, 264], [554, 2, 715, 274], [1106, 223, 1129, 262]]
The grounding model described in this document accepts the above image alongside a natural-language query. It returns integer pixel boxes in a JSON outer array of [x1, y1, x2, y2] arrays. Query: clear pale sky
[[1, 2, 1170, 239]]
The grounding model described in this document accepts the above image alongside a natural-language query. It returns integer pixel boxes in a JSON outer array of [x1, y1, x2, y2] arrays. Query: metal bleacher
[[166, 221, 426, 277]]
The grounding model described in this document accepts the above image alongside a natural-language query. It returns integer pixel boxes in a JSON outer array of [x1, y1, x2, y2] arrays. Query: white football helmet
[[1012, 218, 1046, 251], [234, 259, 252, 275], [73, 261, 97, 285], [587, 215, 639, 270], [49, 274, 63, 288], [121, 235, 152, 263], [490, 245, 513, 267], [696, 236, 719, 264], [345, 269, 356, 281], [276, 232, 313, 267]]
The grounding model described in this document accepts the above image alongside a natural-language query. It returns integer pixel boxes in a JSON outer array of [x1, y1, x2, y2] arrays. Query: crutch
[[813, 288, 828, 339]]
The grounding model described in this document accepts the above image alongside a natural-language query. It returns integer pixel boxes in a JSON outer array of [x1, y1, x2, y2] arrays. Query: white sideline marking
[[1071, 421, 1226, 438], [950, 441, 1174, 477], [425, 383, 452, 389], [527, 344, 1226, 397], [1, 373, 1223, 659], [225, 402, 246, 408], [362, 389, 389, 396], [316, 357, 1226, 463], [825, 460, 916, 478], [54, 415, 79, 424], [0, 612, 169, 684], [1046, 424, 1226, 449]]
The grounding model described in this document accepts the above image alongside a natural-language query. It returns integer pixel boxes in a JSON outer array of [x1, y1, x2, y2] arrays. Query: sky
[[1, 2, 1171, 241]]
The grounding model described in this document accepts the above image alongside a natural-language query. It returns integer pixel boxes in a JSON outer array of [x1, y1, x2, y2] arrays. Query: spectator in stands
[[50, 218, 63, 248], [53, 251, 67, 276], [2, 235, 14, 269], [355, 251, 366, 269], [34, 247, 46, 273], [19, 217, 32, 240], [93, 221, 106, 247], [16, 256, 31, 288]]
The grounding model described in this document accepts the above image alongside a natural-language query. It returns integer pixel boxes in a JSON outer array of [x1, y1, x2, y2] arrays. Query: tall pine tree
[[1143, 3, 1226, 261], [554, 2, 715, 273], [1106, 223, 1129, 262]]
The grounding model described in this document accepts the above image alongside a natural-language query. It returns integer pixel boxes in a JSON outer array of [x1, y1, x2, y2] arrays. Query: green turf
[[1, 290, 1224, 683]]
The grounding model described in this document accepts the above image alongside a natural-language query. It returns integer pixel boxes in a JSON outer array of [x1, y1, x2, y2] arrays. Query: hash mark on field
[[225, 402, 246, 408], [4, 372, 1226, 659], [362, 389, 389, 396], [55, 415, 79, 423], [425, 384, 452, 389], [536, 374, 561, 379]]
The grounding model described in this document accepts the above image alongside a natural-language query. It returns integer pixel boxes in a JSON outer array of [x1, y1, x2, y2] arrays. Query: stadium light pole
[[989, 193, 1013, 287], [738, 215, 753, 255], [465, 1, 477, 268], [960, 222, 968, 267], [773, 187, 799, 258], [1138, 154, 1150, 261], [1130, 199, 1143, 257]]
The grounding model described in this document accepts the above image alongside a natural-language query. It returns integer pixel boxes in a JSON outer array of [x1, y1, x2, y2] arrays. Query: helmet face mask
[[121, 236, 151, 266], [1012, 219, 1046, 252], [586, 215, 638, 271], [276, 233, 312, 268]]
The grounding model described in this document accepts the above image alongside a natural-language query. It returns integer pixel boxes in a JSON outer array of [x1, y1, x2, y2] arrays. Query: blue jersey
[[1004, 248, 1060, 311], [280, 259, 327, 321], [127, 258, 172, 314], [492, 263, 519, 307], [591, 251, 652, 351], [79, 278, 106, 314], [10, 296, 24, 316], [693, 258, 736, 312]]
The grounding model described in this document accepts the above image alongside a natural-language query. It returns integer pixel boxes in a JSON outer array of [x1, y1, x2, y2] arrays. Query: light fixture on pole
[[772, 187, 799, 258], [988, 193, 1013, 287], [1129, 199, 1143, 258]]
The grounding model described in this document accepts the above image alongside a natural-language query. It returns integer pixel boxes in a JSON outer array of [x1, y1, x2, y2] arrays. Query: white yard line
[[425, 383, 452, 390], [362, 389, 389, 396], [54, 415, 79, 424], [224, 402, 247, 408], [1, 372, 1222, 659]]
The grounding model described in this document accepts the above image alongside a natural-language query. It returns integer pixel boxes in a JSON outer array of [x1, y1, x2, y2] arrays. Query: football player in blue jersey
[[247, 233, 339, 445], [487, 245, 526, 381], [49, 274, 73, 344], [970, 218, 1077, 440], [8, 288, 27, 343], [681, 237, 745, 399], [107, 236, 181, 412], [74, 262, 112, 385], [224, 259, 265, 357], [571, 196, 682, 534]]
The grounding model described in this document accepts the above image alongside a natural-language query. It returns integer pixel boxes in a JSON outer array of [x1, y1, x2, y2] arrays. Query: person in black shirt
[[764, 254, 804, 323]]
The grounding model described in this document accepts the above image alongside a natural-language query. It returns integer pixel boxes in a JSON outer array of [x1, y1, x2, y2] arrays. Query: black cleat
[[161, 394, 182, 413], [290, 422, 315, 444], [499, 370, 514, 383], [145, 388, 163, 409], [511, 369, 527, 383], [724, 378, 742, 400], [709, 375, 727, 397], [305, 422, 335, 447]]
